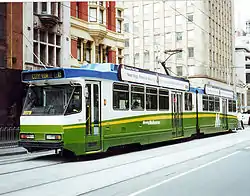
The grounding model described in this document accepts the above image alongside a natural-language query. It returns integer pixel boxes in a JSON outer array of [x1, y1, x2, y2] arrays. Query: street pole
[[160, 49, 183, 75]]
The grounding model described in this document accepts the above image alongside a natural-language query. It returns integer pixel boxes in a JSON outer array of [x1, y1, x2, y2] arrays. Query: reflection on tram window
[[159, 89, 169, 110], [209, 96, 215, 111], [113, 83, 129, 110], [22, 84, 75, 116], [202, 95, 208, 111], [65, 86, 82, 115], [131, 85, 144, 110], [146, 87, 157, 110], [228, 100, 236, 112], [215, 97, 220, 112], [185, 93, 192, 111]]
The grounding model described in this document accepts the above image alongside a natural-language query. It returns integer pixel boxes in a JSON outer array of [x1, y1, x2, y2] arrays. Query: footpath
[[0, 143, 27, 157]]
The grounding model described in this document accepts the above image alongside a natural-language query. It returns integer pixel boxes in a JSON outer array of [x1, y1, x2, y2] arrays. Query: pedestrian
[[237, 111, 244, 130]]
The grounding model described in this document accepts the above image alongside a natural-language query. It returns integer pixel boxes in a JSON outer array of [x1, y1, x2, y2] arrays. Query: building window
[[77, 39, 81, 61], [76, 2, 80, 18], [188, 47, 194, 58], [176, 15, 182, 24], [188, 30, 194, 40], [246, 73, 250, 83], [154, 3, 160, 19], [176, 51, 182, 59], [117, 10, 123, 33], [89, 8, 97, 22], [124, 54, 129, 64], [187, 14, 193, 22], [176, 32, 182, 41], [125, 39, 129, 47], [118, 48, 123, 64], [117, 20, 122, 33], [117, 9, 122, 17], [99, 9, 104, 24], [86, 42, 92, 63], [33, 29, 61, 67], [176, 66, 182, 76], [0, 52, 5, 68], [124, 23, 129, 32], [143, 4, 151, 20], [41, 2, 47, 14], [133, 21, 139, 34], [51, 2, 57, 15], [144, 51, 149, 63], [165, 32, 171, 42], [33, 2, 38, 14]]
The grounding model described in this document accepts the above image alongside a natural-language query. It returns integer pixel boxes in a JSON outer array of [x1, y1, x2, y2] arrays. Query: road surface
[[1, 129, 250, 196]]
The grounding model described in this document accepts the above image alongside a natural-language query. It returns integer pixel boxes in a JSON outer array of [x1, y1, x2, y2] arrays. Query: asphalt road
[[84, 131, 250, 196], [1, 129, 250, 196]]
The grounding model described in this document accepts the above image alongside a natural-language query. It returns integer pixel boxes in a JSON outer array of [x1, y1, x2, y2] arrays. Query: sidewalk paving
[[0, 146, 27, 157]]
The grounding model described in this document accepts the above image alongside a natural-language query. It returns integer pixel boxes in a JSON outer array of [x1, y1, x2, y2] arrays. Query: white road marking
[[128, 151, 240, 196]]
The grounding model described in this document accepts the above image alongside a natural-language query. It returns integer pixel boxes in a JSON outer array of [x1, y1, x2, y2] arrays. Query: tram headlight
[[20, 134, 35, 139], [45, 134, 62, 140]]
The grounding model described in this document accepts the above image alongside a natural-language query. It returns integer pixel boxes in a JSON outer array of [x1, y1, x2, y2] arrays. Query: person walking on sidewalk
[[237, 112, 245, 130]]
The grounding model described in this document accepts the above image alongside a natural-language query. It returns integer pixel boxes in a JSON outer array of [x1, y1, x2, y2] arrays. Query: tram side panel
[[197, 94, 225, 135], [101, 81, 185, 151]]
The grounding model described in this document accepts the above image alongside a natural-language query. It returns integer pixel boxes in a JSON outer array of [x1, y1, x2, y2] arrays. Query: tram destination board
[[22, 69, 64, 81]]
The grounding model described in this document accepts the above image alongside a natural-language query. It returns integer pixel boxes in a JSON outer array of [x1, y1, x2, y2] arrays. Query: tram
[[18, 63, 238, 156]]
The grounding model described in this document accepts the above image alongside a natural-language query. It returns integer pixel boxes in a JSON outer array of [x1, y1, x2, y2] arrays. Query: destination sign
[[118, 65, 190, 91], [22, 69, 64, 81], [205, 85, 234, 99]]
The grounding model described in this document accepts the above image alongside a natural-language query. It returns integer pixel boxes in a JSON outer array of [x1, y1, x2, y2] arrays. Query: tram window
[[202, 95, 208, 111], [65, 86, 82, 115], [228, 100, 233, 112], [184, 93, 192, 111], [113, 83, 129, 110], [209, 96, 215, 111], [233, 100, 236, 112], [146, 87, 157, 110], [215, 97, 220, 112], [159, 89, 169, 110], [131, 85, 144, 110]]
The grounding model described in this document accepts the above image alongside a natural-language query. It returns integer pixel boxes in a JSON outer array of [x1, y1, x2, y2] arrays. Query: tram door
[[171, 92, 184, 137], [222, 98, 228, 130], [85, 81, 101, 152]]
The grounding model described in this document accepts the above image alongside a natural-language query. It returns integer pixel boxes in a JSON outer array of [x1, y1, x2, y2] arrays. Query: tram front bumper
[[18, 141, 63, 150]]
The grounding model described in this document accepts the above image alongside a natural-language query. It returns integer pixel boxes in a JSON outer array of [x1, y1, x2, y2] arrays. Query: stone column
[[83, 39, 88, 62]]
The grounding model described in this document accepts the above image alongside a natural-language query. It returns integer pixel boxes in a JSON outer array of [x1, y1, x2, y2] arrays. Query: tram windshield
[[22, 84, 82, 116]]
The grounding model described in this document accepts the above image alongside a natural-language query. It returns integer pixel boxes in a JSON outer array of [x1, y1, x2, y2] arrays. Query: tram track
[[0, 133, 247, 196], [0, 151, 55, 166]]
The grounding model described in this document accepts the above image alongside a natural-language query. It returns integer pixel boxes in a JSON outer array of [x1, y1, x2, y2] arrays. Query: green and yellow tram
[[18, 63, 237, 156]]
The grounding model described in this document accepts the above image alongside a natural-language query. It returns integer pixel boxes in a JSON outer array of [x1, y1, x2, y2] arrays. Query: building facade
[[0, 3, 23, 70], [235, 33, 250, 110], [124, 0, 234, 87], [0, 3, 26, 128], [23, 2, 71, 70], [70, 1, 124, 67]]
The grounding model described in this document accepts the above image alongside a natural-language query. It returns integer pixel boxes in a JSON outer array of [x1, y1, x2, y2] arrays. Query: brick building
[[70, 1, 125, 67], [0, 3, 25, 128], [0, 3, 23, 70]]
